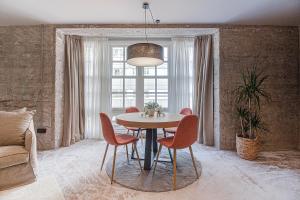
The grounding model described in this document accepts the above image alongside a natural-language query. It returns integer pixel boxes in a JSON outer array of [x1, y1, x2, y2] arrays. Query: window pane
[[125, 93, 136, 107], [144, 67, 155, 76], [112, 78, 123, 92], [157, 63, 168, 76], [144, 79, 155, 93], [125, 78, 136, 93], [164, 47, 168, 61], [144, 93, 155, 104], [112, 93, 123, 108], [112, 62, 123, 76], [112, 47, 123, 61], [157, 78, 168, 92], [157, 93, 168, 108], [125, 63, 136, 76]]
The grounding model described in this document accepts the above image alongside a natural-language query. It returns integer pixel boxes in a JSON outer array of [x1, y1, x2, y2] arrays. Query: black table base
[[131, 128, 173, 170]]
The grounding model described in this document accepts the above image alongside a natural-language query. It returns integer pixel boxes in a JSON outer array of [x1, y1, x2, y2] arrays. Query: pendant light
[[126, 2, 164, 67]]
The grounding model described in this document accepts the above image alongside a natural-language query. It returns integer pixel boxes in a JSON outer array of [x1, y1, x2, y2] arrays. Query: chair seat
[[157, 136, 174, 148], [164, 127, 177, 133], [0, 146, 29, 169], [115, 134, 138, 145]]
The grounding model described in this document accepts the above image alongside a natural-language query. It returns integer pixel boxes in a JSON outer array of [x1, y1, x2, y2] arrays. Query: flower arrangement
[[144, 102, 162, 117]]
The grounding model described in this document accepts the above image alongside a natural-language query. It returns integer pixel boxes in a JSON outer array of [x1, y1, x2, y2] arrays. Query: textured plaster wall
[[0, 25, 56, 150], [54, 30, 65, 148], [213, 31, 220, 149], [219, 26, 299, 150], [298, 26, 300, 150]]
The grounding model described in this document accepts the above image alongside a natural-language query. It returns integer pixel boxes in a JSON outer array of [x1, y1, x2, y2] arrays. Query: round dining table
[[116, 112, 183, 170]]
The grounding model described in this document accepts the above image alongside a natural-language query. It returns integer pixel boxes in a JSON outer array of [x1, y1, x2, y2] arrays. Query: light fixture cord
[[144, 4, 157, 43], [144, 7, 148, 43], [148, 6, 156, 24]]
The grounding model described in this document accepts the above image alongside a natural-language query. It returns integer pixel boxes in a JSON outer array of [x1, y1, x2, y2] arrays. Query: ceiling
[[0, 0, 299, 26]]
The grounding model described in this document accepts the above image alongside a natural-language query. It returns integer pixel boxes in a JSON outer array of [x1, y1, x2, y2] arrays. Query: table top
[[116, 112, 184, 129]]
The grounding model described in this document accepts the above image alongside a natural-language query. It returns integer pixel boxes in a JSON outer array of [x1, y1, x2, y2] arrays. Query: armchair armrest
[[25, 120, 38, 174]]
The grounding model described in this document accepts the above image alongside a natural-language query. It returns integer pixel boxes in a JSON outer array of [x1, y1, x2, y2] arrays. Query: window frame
[[110, 39, 171, 114]]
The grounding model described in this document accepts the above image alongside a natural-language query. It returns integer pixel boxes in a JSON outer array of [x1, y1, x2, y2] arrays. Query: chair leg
[[100, 143, 109, 171], [111, 146, 117, 184], [168, 148, 173, 164], [138, 128, 144, 145], [153, 143, 162, 174], [125, 144, 129, 163], [189, 146, 199, 179], [163, 128, 167, 138], [133, 142, 143, 172], [173, 149, 177, 190]]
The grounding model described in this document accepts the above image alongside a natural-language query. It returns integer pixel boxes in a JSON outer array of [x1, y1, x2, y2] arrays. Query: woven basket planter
[[236, 135, 260, 160]]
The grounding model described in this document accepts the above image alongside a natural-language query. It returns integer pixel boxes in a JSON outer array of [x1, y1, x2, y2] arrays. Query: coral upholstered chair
[[99, 113, 143, 184], [153, 115, 199, 190], [125, 107, 145, 138], [125, 107, 146, 157], [163, 107, 192, 136]]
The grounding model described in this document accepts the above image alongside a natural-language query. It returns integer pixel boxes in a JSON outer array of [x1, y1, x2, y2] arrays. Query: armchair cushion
[[0, 146, 29, 169], [0, 110, 35, 146]]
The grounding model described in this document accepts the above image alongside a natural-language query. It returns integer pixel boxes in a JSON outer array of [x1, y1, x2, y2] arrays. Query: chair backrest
[[171, 115, 199, 149], [179, 108, 192, 115], [125, 106, 140, 113], [99, 113, 117, 145]]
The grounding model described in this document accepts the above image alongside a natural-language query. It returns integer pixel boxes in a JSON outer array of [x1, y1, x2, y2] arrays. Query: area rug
[[105, 149, 202, 192], [34, 140, 300, 200], [0, 176, 65, 200]]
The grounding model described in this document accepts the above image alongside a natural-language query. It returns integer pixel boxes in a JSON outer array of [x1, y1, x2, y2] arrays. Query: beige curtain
[[193, 35, 214, 146], [62, 35, 85, 147]]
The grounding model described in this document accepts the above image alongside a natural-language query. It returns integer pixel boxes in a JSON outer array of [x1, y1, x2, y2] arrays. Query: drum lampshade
[[126, 43, 164, 67]]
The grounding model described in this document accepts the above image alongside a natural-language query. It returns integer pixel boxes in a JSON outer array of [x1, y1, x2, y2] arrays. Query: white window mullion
[[136, 67, 144, 110]]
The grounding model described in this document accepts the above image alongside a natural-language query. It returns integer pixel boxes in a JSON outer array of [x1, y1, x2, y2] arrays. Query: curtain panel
[[83, 37, 111, 139], [62, 35, 85, 147], [193, 35, 214, 146], [169, 37, 195, 113]]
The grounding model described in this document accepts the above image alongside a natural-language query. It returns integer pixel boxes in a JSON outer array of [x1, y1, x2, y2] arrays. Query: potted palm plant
[[234, 66, 270, 160]]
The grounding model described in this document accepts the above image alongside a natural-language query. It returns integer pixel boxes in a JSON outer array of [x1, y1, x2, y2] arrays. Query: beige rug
[[0, 176, 65, 200], [105, 150, 202, 192], [9, 139, 299, 200]]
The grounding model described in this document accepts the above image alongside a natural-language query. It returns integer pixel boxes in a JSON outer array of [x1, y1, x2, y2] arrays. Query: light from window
[[112, 78, 123, 92], [125, 93, 136, 107], [111, 46, 137, 109], [125, 78, 136, 93], [112, 93, 123, 108], [144, 66, 155, 76], [112, 62, 123, 76], [144, 78, 155, 93], [157, 93, 168, 108], [112, 47, 123, 61], [125, 63, 136, 76], [157, 78, 168, 93], [157, 63, 168, 76], [111, 45, 169, 110], [144, 93, 155, 103]]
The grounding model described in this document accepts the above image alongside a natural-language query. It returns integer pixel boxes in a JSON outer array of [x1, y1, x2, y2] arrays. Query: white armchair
[[0, 111, 37, 190]]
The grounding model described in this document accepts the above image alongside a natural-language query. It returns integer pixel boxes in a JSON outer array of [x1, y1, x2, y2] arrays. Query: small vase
[[147, 110, 155, 117]]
